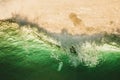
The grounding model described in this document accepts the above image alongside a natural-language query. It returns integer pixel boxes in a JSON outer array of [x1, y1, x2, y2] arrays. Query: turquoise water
[[0, 21, 120, 80]]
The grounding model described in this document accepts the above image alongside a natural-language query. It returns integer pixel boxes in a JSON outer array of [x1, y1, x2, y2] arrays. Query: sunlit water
[[0, 21, 120, 80]]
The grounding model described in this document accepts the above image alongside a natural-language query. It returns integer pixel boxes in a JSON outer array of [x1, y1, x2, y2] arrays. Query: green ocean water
[[0, 21, 120, 80]]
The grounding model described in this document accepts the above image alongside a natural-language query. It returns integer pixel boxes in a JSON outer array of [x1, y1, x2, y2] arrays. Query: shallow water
[[0, 21, 120, 80]]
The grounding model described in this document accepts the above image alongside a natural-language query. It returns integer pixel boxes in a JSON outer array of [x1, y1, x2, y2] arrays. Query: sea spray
[[0, 19, 120, 68]]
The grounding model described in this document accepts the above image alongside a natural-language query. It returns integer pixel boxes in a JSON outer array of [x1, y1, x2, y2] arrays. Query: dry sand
[[0, 0, 120, 35]]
